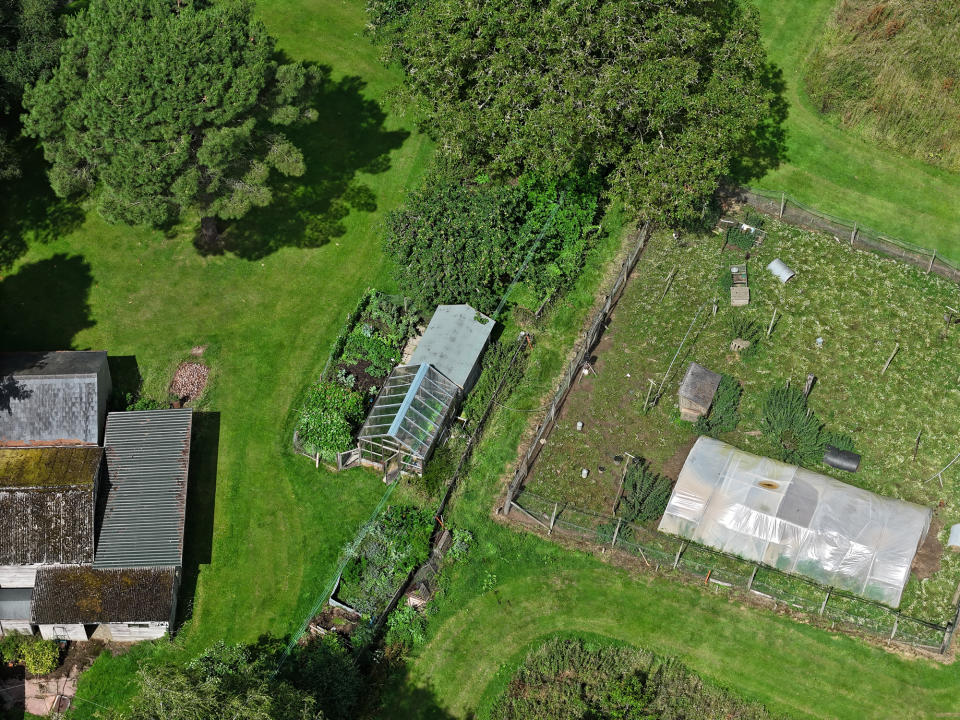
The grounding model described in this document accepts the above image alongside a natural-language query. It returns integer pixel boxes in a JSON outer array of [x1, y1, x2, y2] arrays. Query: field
[[0, 0, 433, 713], [524, 218, 960, 624], [376, 242, 960, 718], [805, 1, 960, 172], [748, 0, 960, 263]]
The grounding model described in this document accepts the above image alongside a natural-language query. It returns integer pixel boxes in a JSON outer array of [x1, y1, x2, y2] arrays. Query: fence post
[[747, 565, 759, 590], [611, 518, 622, 547], [819, 589, 831, 616], [779, 192, 785, 219], [549, 503, 558, 535], [890, 614, 899, 641], [850, 222, 857, 245], [673, 542, 687, 569], [927, 249, 936, 274]]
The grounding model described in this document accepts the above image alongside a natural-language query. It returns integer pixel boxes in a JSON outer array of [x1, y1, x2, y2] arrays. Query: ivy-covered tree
[[384, 174, 599, 314], [371, 0, 773, 226], [22, 0, 322, 240]]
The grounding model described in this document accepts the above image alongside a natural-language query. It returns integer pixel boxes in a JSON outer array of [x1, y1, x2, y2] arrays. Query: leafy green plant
[[20, 636, 59, 675], [446, 527, 474, 562], [296, 381, 365, 462], [0, 632, 27, 665], [125, 393, 169, 411], [728, 314, 763, 358], [693, 374, 742, 437], [461, 340, 527, 426], [619, 459, 672, 524], [385, 604, 427, 650]]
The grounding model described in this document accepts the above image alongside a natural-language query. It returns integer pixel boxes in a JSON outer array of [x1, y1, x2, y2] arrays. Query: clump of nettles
[[728, 315, 764, 359], [694, 374, 742, 437]]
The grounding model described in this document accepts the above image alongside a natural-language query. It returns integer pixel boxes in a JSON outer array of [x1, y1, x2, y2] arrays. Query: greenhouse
[[358, 364, 460, 475], [659, 437, 932, 607]]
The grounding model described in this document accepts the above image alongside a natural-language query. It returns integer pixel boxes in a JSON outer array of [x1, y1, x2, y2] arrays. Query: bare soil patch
[[912, 519, 943, 580]]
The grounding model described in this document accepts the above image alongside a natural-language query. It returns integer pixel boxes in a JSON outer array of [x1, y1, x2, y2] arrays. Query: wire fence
[[512, 489, 955, 651], [731, 186, 960, 283], [501, 222, 653, 512]]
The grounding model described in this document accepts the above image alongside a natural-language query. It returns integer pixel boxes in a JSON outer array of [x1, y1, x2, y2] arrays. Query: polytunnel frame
[[358, 364, 460, 475]]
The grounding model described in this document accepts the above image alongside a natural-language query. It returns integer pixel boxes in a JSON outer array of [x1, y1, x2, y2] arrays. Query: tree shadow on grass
[[202, 69, 410, 260], [370, 660, 464, 720], [0, 137, 85, 271], [728, 62, 790, 184], [0, 253, 94, 351], [176, 410, 219, 628]]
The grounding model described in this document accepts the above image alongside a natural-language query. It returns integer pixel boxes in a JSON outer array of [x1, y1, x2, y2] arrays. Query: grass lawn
[[377, 222, 960, 720], [526, 219, 960, 623], [0, 0, 433, 714], [748, 0, 960, 262]]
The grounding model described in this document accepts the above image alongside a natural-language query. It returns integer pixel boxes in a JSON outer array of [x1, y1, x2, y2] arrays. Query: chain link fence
[[728, 187, 960, 284], [513, 489, 953, 651]]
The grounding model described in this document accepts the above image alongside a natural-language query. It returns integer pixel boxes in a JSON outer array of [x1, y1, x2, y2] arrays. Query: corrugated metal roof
[[95, 409, 192, 569], [0, 588, 32, 620], [408, 305, 494, 390]]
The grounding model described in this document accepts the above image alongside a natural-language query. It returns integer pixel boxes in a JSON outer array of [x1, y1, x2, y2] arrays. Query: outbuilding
[[677, 362, 722, 422]]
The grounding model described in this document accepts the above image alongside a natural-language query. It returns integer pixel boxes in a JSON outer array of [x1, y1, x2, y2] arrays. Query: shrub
[[385, 604, 427, 650], [0, 632, 27, 664], [20, 636, 60, 675], [446, 527, 474, 562], [296, 381, 365, 462], [693, 374, 742, 437], [728, 314, 764, 358], [126, 394, 169, 411], [619, 459, 672, 524]]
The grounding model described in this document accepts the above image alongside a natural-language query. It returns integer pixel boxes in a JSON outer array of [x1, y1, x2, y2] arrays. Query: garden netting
[[659, 437, 932, 607]]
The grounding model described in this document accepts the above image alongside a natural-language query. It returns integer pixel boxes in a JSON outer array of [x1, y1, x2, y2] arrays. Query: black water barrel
[[823, 445, 860, 472]]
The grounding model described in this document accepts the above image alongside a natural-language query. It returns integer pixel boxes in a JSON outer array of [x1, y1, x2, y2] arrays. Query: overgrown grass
[[748, 0, 960, 262], [527, 222, 960, 622], [0, 0, 432, 714], [805, 1, 960, 172], [376, 223, 960, 720]]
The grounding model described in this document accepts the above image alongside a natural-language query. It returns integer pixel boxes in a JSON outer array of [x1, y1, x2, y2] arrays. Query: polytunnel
[[659, 437, 932, 607]]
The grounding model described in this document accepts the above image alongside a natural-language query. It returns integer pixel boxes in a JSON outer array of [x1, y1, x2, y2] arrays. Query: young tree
[[372, 0, 773, 226], [22, 0, 322, 241]]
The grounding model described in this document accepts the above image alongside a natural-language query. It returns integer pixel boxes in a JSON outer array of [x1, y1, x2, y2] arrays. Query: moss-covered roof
[[0, 446, 101, 488], [32, 566, 176, 624]]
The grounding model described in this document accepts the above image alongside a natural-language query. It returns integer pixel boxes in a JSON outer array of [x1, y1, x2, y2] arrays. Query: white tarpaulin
[[659, 437, 931, 607]]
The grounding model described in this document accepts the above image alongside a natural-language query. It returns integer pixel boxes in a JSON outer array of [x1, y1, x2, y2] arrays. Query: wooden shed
[[678, 362, 722, 422]]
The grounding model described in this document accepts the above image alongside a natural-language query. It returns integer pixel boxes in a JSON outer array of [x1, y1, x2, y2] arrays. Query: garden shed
[[659, 437, 932, 607], [677, 362, 721, 421], [408, 304, 494, 392], [358, 363, 460, 476]]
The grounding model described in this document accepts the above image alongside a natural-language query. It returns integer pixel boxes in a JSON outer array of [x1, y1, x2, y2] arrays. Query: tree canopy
[[371, 0, 773, 226], [0, 0, 60, 179], [22, 0, 322, 229]]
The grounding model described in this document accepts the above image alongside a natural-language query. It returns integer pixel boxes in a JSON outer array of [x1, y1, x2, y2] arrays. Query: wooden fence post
[[611, 518, 622, 546], [850, 222, 857, 245], [779, 193, 785, 218], [549, 503, 559, 535], [747, 565, 759, 590], [819, 589, 831, 616], [927, 249, 937, 274], [766, 307, 777, 338], [881, 342, 900, 375], [673, 542, 687, 569], [890, 615, 899, 640]]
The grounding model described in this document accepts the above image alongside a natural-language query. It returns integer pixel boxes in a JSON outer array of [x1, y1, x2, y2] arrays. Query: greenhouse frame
[[358, 364, 460, 475], [659, 437, 932, 607]]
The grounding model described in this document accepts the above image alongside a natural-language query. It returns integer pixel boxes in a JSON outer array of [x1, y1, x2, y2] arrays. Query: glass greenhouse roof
[[359, 364, 460, 460]]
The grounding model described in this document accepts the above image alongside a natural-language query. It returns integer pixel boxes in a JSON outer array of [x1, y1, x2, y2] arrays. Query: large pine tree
[[23, 0, 322, 238]]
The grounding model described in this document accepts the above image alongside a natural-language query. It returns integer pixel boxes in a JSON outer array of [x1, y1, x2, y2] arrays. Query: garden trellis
[[358, 364, 460, 475]]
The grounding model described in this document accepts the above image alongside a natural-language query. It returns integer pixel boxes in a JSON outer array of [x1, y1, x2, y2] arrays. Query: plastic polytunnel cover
[[659, 437, 932, 607]]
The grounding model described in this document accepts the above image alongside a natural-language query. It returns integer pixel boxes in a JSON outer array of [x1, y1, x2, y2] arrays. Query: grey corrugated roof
[[408, 305, 494, 389], [95, 409, 192, 569], [0, 588, 32, 620], [0, 351, 110, 446]]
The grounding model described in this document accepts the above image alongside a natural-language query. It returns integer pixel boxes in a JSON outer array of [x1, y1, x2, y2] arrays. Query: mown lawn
[[748, 0, 960, 262], [0, 0, 432, 714], [527, 220, 960, 623]]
